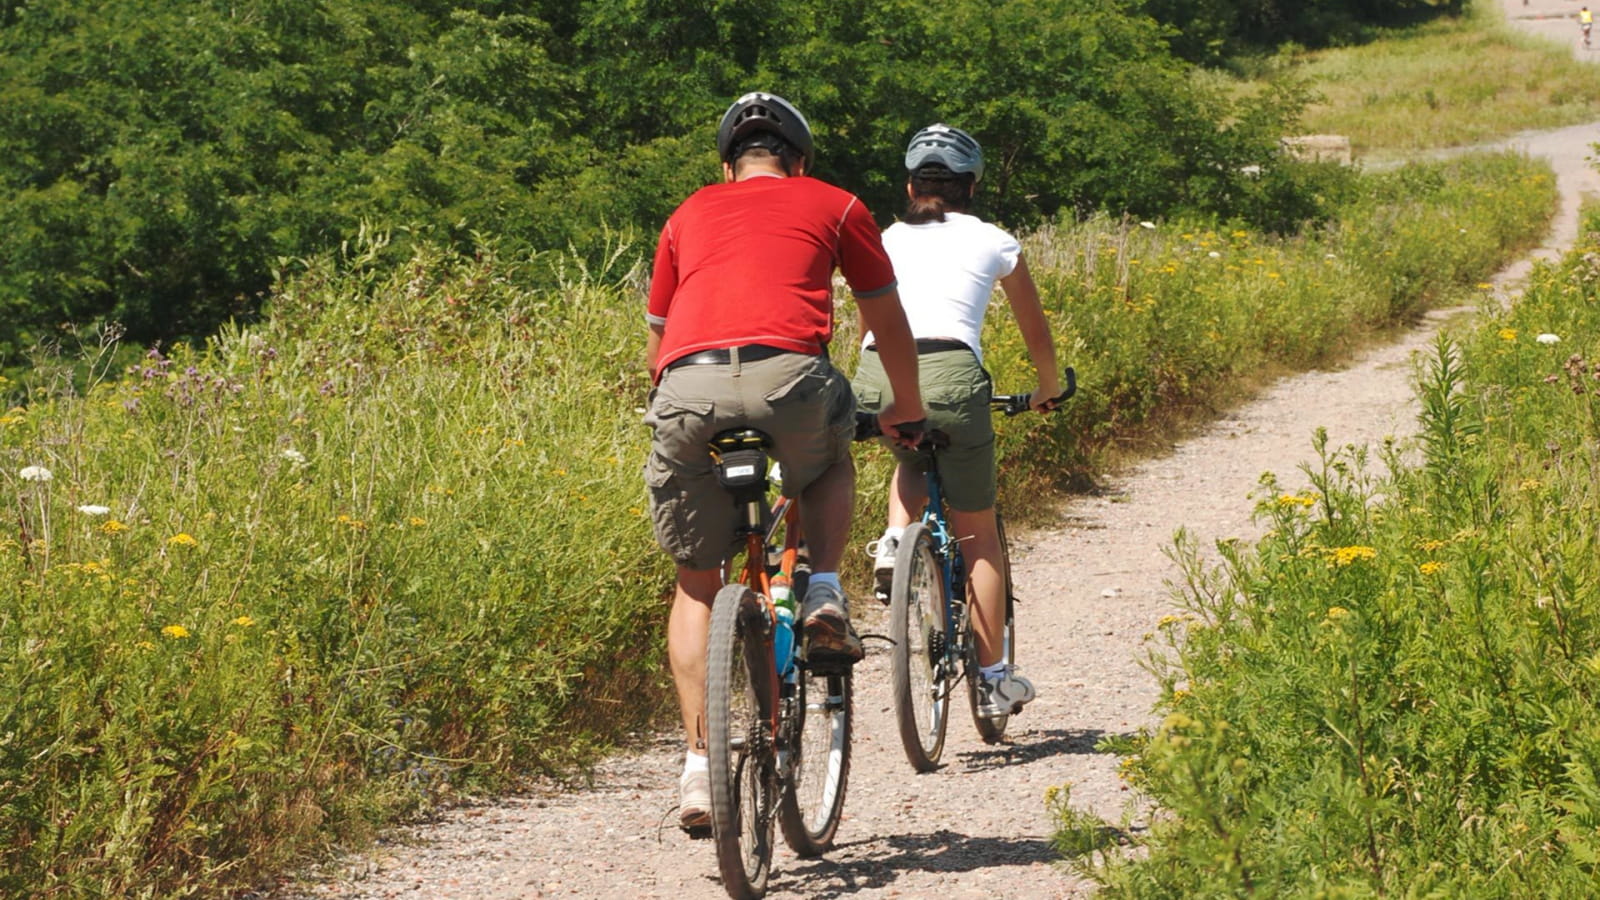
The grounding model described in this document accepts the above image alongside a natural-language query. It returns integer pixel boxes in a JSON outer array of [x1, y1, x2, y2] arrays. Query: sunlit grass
[[0, 152, 1556, 897], [1291, 8, 1600, 155], [1085, 218, 1600, 894]]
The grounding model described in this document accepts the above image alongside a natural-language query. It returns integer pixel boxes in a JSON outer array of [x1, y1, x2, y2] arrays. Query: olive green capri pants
[[852, 346, 996, 512]]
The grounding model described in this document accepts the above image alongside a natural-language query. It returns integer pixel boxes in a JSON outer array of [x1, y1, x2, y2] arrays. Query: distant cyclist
[[1583, 7, 1593, 47], [853, 123, 1064, 718], [644, 92, 925, 831]]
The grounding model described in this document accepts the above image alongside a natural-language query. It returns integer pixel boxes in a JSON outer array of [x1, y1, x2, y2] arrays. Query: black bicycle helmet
[[905, 124, 984, 182], [716, 92, 814, 169]]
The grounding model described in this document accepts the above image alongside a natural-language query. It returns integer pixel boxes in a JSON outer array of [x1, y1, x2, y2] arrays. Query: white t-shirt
[[862, 212, 1021, 364]]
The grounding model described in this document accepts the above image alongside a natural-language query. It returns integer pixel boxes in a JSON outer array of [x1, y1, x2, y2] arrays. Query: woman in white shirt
[[853, 123, 1064, 718]]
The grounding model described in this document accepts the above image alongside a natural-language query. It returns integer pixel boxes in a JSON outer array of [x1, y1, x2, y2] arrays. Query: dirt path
[[276, 11, 1597, 900]]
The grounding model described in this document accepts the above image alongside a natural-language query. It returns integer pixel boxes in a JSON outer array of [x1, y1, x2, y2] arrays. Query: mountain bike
[[860, 369, 1075, 772], [703, 428, 852, 899]]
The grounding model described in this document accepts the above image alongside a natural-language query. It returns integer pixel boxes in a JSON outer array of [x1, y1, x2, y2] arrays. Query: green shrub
[[0, 152, 1554, 896], [1086, 219, 1600, 895]]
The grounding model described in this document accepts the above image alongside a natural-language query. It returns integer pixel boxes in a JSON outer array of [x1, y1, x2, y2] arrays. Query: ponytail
[[903, 165, 975, 225]]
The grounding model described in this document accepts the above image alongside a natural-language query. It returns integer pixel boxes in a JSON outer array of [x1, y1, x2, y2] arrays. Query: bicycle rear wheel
[[707, 583, 777, 899], [969, 511, 1017, 743], [890, 522, 950, 772], [777, 666, 851, 856]]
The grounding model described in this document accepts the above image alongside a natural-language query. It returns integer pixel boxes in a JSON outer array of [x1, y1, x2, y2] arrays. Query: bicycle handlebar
[[989, 366, 1077, 416], [853, 366, 1076, 443]]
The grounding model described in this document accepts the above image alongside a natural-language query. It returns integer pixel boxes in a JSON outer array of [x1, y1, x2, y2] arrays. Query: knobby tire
[[776, 664, 851, 856], [707, 583, 775, 899], [890, 522, 949, 772]]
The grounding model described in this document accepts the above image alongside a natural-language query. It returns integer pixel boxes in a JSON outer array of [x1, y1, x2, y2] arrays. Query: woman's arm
[[998, 254, 1062, 410]]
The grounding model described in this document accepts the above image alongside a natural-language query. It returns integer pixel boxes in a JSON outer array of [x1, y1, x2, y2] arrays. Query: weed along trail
[[275, 121, 1598, 900], [277, 32, 1600, 899]]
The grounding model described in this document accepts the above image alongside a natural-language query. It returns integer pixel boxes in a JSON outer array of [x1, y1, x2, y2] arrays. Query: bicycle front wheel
[[707, 583, 777, 899], [777, 666, 851, 856], [970, 511, 1017, 743], [890, 522, 950, 772]]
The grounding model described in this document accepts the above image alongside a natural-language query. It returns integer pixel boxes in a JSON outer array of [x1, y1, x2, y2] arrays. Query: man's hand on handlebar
[[876, 401, 927, 449]]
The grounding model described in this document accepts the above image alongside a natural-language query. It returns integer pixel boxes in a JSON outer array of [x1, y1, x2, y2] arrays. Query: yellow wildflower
[[167, 532, 198, 547], [99, 519, 128, 535], [1419, 561, 1445, 576], [1326, 606, 1351, 621], [161, 624, 191, 639], [1332, 546, 1377, 567], [231, 615, 257, 627], [407, 516, 427, 527], [1419, 539, 1446, 552], [1499, 328, 1518, 342], [1519, 479, 1543, 492]]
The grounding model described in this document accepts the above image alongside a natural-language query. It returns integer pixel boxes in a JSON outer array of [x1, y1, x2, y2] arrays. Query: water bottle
[[771, 572, 796, 677]]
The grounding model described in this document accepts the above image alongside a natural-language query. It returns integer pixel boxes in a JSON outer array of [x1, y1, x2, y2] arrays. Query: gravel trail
[[277, 7, 1597, 897]]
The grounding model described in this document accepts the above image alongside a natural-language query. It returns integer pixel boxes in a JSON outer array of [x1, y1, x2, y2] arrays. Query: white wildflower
[[1537, 333, 1561, 345], [1207, 251, 1221, 259], [1139, 221, 1156, 230], [280, 448, 307, 464], [19, 465, 52, 483], [76, 505, 111, 516]]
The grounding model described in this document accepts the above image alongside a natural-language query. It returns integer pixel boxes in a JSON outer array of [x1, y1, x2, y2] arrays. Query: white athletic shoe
[[679, 768, 711, 832], [977, 667, 1036, 719], [866, 531, 899, 600]]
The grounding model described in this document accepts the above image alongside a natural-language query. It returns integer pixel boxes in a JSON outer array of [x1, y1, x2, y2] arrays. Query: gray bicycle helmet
[[716, 92, 814, 168], [905, 124, 984, 182]]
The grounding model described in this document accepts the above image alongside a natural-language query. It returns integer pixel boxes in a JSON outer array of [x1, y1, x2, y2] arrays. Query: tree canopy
[[0, 0, 1430, 363]]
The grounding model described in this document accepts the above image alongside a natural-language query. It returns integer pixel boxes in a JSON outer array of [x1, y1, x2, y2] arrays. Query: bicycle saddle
[[709, 428, 772, 492]]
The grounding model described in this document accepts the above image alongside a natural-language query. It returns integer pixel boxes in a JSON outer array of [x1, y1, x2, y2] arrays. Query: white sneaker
[[866, 531, 899, 599], [679, 769, 711, 832], [977, 667, 1036, 719]]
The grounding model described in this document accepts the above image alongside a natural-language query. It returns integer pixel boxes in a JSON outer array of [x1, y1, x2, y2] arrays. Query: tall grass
[[1075, 217, 1600, 894], [0, 152, 1554, 897], [1286, 4, 1600, 155]]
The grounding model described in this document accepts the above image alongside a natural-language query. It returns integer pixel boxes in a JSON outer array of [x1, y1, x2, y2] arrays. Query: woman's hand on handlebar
[[1031, 374, 1064, 413]]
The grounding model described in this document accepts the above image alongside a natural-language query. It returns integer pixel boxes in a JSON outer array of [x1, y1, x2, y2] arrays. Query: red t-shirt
[[647, 175, 897, 380]]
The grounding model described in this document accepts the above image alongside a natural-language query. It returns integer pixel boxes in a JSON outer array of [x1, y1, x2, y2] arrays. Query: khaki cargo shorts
[[643, 350, 855, 570], [852, 346, 996, 512]]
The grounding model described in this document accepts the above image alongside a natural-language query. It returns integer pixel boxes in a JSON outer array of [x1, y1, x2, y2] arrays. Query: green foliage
[[0, 152, 1552, 896], [0, 238, 666, 896], [1290, 10, 1600, 155], [983, 152, 1551, 503], [1087, 222, 1600, 895], [1, 0, 1315, 368], [1143, 0, 1468, 64]]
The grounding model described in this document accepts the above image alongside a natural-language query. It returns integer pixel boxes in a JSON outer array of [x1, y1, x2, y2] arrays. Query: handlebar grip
[[993, 367, 1078, 416]]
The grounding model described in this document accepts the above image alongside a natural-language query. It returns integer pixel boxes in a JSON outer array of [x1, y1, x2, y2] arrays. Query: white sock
[[683, 751, 708, 775], [980, 662, 1008, 682], [809, 572, 841, 592]]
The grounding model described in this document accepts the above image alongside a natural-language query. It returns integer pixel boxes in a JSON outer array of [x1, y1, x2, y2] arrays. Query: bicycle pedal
[[805, 655, 856, 676], [680, 823, 713, 841]]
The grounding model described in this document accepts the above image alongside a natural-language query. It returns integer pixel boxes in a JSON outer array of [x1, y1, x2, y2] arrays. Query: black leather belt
[[864, 338, 972, 355], [664, 344, 815, 371]]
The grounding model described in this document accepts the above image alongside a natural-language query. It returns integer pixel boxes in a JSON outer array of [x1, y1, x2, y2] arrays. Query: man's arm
[[999, 255, 1062, 410], [858, 289, 925, 436], [647, 322, 665, 374]]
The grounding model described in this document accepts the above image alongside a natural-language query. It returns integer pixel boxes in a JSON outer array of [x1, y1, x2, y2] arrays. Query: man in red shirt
[[645, 92, 924, 832]]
